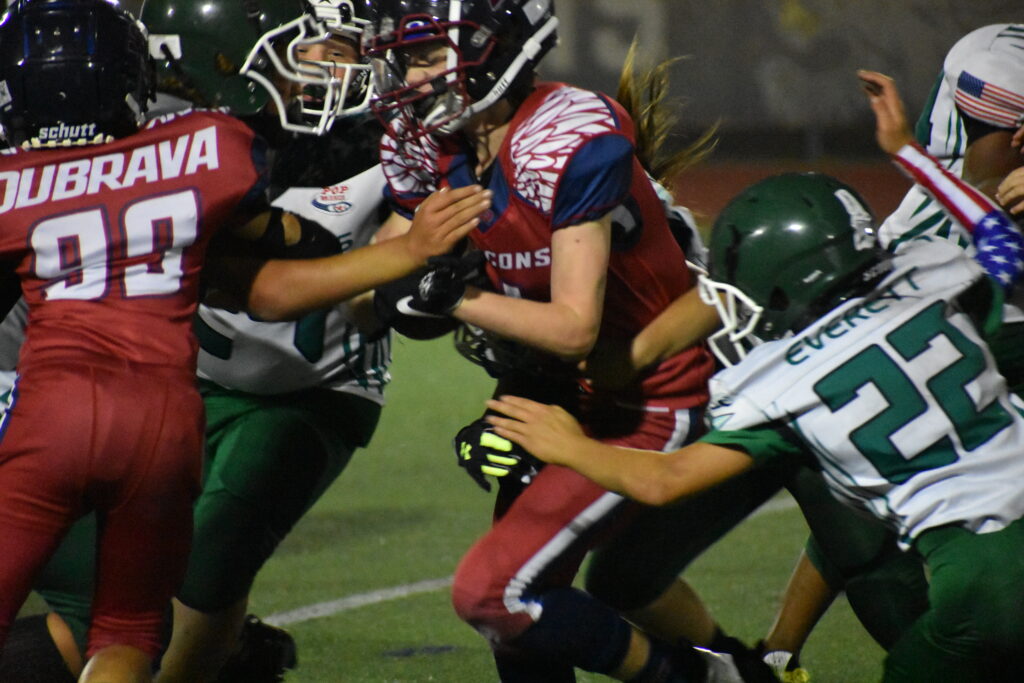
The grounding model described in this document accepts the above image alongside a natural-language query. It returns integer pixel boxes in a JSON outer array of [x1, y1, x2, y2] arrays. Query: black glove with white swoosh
[[374, 249, 487, 339]]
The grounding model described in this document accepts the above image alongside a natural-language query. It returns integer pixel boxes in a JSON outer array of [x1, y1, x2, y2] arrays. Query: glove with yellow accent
[[453, 417, 541, 492]]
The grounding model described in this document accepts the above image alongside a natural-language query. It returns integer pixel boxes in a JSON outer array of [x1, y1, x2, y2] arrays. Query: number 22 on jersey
[[814, 301, 1013, 483]]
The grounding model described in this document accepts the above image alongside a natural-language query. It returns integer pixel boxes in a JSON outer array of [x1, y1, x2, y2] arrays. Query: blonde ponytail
[[616, 38, 718, 187]]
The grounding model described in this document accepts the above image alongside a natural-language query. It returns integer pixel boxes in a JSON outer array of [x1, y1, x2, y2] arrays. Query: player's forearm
[[893, 143, 1010, 235], [892, 142, 1023, 287], [454, 288, 601, 361], [630, 287, 720, 371], [550, 438, 685, 505], [557, 441, 750, 506], [247, 236, 423, 320]]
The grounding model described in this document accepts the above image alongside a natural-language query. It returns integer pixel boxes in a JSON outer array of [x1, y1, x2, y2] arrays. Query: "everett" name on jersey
[[785, 269, 923, 366]]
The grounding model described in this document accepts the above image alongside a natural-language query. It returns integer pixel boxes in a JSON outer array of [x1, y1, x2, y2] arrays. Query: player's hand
[[484, 395, 587, 467], [374, 250, 486, 338], [453, 417, 541, 492], [1011, 125, 1024, 154], [858, 70, 914, 155], [404, 186, 491, 264], [996, 167, 1024, 215], [417, 250, 487, 314]]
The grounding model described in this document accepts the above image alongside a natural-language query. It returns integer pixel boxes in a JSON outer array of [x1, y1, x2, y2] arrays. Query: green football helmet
[[142, 0, 342, 134], [698, 172, 889, 366]]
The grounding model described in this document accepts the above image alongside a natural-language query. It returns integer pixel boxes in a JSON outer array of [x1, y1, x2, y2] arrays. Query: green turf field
[[246, 334, 886, 682]]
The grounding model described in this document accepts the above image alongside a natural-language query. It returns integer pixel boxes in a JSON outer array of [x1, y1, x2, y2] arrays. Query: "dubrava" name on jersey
[[0, 125, 219, 215]]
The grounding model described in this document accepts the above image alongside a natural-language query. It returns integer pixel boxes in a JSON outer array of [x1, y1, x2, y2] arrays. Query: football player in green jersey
[[760, 26, 1024, 677], [156, 1, 392, 680]]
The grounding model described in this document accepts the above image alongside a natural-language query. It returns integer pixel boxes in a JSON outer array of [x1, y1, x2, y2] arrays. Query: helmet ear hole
[[767, 287, 789, 312]]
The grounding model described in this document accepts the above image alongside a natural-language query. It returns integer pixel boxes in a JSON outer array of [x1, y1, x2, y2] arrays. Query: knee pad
[[508, 588, 631, 675]]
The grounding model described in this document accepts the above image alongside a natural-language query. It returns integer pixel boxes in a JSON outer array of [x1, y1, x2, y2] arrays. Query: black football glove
[[406, 250, 487, 316], [374, 249, 487, 339], [453, 417, 541, 492]]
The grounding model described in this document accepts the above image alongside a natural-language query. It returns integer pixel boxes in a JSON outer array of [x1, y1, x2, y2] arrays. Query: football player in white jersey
[[756, 26, 1024, 677], [150, 1, 400, 681], [879, 23, 1024, 391], [485, 72, 1024, 682]]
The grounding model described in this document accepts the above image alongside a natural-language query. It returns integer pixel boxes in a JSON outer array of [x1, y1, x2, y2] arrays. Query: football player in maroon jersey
[[0, 1, 485, 680]]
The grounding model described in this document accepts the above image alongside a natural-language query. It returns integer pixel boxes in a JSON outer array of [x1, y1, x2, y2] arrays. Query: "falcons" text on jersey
[[483, 247, 552, 270]]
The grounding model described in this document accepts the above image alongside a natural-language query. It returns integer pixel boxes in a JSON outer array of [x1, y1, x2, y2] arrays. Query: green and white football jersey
[[703, 241, 1024, 548], [879, 23, 1024, 318], [877, 68, 970, 254], [196, 163, 391, 402]]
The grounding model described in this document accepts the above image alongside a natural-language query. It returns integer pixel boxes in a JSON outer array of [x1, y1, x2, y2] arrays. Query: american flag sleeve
[[892, 142, 1024, 290]]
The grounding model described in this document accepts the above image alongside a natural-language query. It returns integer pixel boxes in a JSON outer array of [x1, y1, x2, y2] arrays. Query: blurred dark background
[[537, 0, 1020, 219], [542, 0, 1020, 160]]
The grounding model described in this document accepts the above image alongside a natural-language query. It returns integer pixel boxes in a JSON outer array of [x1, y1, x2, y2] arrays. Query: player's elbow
[[244, 262, 308, 321], [627, 477, 681, 507], [551, 326, 599, 363]]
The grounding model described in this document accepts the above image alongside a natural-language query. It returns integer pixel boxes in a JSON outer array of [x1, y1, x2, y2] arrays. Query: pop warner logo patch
[[311, 184, 353, 214]]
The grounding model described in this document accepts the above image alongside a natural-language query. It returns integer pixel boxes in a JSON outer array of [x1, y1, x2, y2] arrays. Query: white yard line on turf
[[265, 577, 454, 626], [265, 494, 800, 627]]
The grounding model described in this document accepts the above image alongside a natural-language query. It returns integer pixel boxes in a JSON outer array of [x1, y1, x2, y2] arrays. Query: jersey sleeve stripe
[[893, 143, 1024, 288], [891, 142, 996, 230]]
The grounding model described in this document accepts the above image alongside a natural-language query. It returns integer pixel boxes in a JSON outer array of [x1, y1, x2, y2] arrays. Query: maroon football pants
[[0, 357, 202, 660]]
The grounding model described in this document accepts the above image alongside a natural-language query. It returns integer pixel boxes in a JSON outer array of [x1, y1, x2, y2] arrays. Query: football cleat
[[710, 635, 783, 683], [215, 615, 297, 683], [760, 648, 811, 683], [694, 647, 745, 683]]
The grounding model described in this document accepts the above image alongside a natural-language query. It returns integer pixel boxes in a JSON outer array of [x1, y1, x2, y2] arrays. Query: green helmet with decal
[[141, 0, 342, 134], [698, 172, 890, 365]]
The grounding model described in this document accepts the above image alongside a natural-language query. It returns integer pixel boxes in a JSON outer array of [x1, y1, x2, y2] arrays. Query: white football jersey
[[0, 297, 26, 397], [706, 241, 1024, 548], [879, 23, 1024, 317], [196, 163, 391, 401]]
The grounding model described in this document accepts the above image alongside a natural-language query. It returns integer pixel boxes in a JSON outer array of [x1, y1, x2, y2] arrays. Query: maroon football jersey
[[0, 110, 266, 371], [382, 83, 713, 408]]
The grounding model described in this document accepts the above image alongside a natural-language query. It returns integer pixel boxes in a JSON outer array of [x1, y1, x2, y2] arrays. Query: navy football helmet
[[0, 0, 154, 148], [366, 0, 558, 140]]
